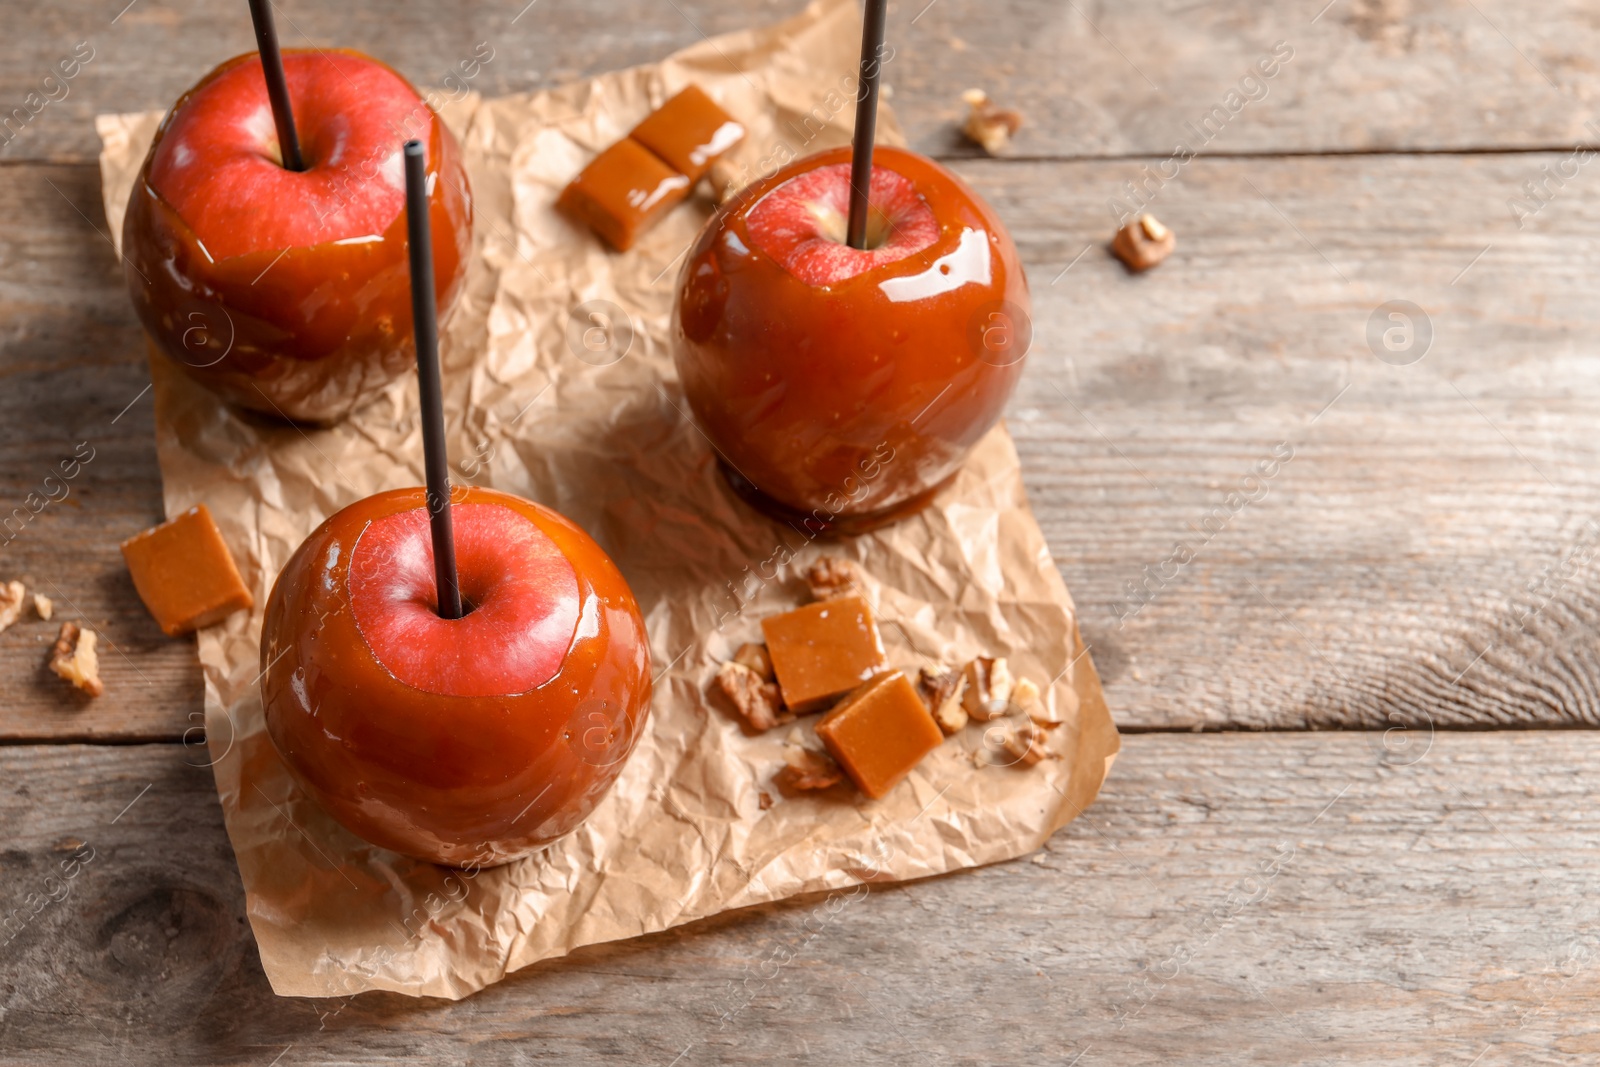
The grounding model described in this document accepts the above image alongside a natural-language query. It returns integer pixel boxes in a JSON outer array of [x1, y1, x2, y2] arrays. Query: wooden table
[[4, 0, 1599, 1062]]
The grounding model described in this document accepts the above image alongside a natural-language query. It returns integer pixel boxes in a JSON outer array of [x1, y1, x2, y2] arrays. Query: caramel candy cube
[[120, 503, 253, 636], [557, 138, 692, 252], [815, 670, 944, 799], [761, 595, 887, 713], [630, 84, 745, 183]]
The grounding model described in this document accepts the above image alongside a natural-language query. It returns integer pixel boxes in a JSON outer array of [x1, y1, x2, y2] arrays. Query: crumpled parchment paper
[[96, 0, 1119, 1000]]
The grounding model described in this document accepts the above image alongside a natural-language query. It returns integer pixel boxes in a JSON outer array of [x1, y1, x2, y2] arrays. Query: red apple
[[122, 49, 472, 423], [743, 161, 940, 284], [260, 486, 651, 867], [672, 145, 1031, 534]]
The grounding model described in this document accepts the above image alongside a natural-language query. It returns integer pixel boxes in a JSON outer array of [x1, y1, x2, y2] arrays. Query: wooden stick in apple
[[845, 0, 889, 250], [246, 0, 305, 172], [403, 139, 464, 620]]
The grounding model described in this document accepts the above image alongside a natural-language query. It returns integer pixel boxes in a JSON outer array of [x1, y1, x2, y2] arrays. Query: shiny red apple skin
[[260, 486, 652, 868], [672, 145, 1031, 533], [122, 49, 472, 424]]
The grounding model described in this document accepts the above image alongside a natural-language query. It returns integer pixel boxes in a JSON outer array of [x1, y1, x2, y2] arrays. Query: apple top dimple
[[147, 50, 438, 261], [744, 162, 940, 287], [347, 503, 583, 698], [240, 105, 276, 153]]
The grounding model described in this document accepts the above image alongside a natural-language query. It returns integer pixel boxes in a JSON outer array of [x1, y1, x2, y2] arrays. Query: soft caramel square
[[815, 670, 944, 799], [760, 594, 886, 713], [121, 503, 253, 636], [630, 84, 745, 183], [557, 138, 692, 252]]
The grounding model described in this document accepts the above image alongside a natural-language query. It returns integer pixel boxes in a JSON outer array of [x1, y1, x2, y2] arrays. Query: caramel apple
[[121, 49, 472, 423], [260, 486, 651, 867], [671, 144, 1030, 533]]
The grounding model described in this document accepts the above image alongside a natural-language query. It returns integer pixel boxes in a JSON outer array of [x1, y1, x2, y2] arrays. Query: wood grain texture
[[3, 732, 1598, 1065], [0, 162, 198, 741], [10, 147, 1600, 735], [2, 0, 1599, 164], [961, 152, 1600, 730], [3, 0, 1600, 738], [2, 0, 1596, 1057]]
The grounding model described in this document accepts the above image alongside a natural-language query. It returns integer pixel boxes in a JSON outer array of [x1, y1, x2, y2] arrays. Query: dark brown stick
[[846, 0, 889, 250], [247, 0, 305, 172], [403, 140, 462, 619]]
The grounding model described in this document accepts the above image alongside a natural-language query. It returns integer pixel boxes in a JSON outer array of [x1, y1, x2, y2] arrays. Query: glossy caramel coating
[[672, 145, 1031, 531], [121, 50, 472, 424], [815, 669, 943, 799], [260, 486, 651, 867]]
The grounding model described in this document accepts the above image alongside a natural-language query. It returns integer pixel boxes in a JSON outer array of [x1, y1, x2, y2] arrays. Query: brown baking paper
[[96, 0, 1118, 1000]]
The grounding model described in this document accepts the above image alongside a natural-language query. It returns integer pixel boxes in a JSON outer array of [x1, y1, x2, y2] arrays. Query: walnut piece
[[960, 88, 1023, 156], [918, 666, 968, 735], [49, 621, 104, 697], [733, 642, 774, 682], [1014, 675, 1078, 726], [1111, 213, 1176, 273], [758, 791, 775, 811], [716, 660, 791, 732], [33, 594, 53, 621], [1000, 723, 1049, 767], [805, 558, 862, 601], [962, 656, 1014, 722], [916, 665, 959, 708], [775, 747, 844, 792], [0, 580, 25, 634]]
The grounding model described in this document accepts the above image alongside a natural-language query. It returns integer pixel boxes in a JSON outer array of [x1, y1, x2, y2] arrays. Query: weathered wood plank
[[2, 0, 1598, 164], [0, 162, 198, 741], [2, 732, 1598, 1064], [964, 152, 1600, 730], [8, 147, 1600, 734]]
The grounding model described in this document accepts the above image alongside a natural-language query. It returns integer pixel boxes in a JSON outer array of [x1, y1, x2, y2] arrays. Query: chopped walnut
[[1000, 720, 1049, 767], [1110, 213, 1176, 273], [716, 660, 791, 732], [960, 89, 1023, 156], [0, 580, 25, 634], [33, 594, 53, 621], [962, 656, 1014, 722], [1014, 675, 1078, 726], [49, 621, 104, 697], [758, 791, 775, 811], [917, 666, 968, 735], [775, 747, 844, 792], [916, 665, 959, 708], [805, 558, 862, 601], [733, 642, 775, 682], [933, 700, 968, 735]]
